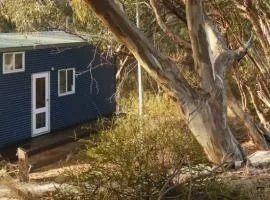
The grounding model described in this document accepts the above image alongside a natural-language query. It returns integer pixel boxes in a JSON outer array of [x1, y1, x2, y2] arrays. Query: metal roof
[[0, 31, 87, 52]]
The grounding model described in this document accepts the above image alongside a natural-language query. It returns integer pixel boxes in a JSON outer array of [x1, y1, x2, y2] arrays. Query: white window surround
[[3, 52, 25, 74], [58, 68, 75, 97]]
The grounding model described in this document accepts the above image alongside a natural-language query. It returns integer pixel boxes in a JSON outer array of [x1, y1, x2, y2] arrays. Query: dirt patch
[[30, 163, 91, 182], [29, 140, 86, 171]]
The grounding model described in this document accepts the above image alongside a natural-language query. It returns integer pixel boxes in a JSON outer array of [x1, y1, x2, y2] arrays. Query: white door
[[32, 72, 50, 136]]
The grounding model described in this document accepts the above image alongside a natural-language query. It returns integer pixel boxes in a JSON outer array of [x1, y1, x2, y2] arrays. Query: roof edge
[[0, 42, 88, 53]]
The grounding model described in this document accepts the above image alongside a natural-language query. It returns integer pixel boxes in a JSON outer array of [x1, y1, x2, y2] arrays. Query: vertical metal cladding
[[0, 45, 116, 147]]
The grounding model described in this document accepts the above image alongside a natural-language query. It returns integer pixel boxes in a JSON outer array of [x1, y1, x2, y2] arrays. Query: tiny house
[[0, 31, 116, 147]]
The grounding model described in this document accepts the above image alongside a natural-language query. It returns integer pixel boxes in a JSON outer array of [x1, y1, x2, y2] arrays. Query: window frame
[[58, 68, 76, 97], [3, 52, 25, 74]]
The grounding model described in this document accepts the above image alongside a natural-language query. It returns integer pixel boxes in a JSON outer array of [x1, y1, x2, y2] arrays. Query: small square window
[[58, 68, 75, 96], [3, 52, 25, 74]]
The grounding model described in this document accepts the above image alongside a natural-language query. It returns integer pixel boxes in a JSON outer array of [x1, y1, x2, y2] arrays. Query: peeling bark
[[84, 0, 249, 165]]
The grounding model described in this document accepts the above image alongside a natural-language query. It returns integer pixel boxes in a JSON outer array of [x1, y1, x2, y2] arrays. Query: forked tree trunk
[[150, 0, 270, 150], [84, 0, 250, 165]]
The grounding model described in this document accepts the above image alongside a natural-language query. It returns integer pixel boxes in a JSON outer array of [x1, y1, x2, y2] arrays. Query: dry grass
[[220, 168, 270, 200]]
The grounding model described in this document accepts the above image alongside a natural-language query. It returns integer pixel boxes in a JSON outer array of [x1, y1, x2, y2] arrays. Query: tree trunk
[[84, 0, 247, 165], [152, 0, 270, 150], [185, 94, 245, 164]]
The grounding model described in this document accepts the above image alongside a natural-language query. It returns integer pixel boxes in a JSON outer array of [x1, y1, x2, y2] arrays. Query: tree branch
[[162, 0, 187, 25], [186, 0, 215, 92], [84, 0, 196, 107], [150, 0, 191, 50], [234, 34, 253, 62]]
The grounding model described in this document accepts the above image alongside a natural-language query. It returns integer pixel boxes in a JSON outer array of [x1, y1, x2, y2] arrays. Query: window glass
[[67, 69, 74, 92], [15, 53, 23, 69], [59, 69, 75, 96], [3, 52, 24, 73], [60, 70, 66, 94], [36, 77, 46, 109], [36, 112, 46, 129], [4, 53, 13, 71]]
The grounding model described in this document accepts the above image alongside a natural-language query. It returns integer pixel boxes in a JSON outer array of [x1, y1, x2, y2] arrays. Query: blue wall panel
[[0, 45, 116, 147]]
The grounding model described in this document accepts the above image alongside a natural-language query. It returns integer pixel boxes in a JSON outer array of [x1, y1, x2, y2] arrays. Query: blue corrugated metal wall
[[0, 45, 116, 147]]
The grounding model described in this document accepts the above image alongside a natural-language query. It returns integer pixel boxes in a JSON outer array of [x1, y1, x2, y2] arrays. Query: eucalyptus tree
[[155, 0, 270, 150], [206, 0, 270, 143], [81, 0, 263, 165]]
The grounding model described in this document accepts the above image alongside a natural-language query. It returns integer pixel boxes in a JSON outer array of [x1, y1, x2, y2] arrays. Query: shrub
[[50, 93, 245, 200]]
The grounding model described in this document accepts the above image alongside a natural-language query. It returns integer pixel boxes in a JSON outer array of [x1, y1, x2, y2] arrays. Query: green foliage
[[85, 94, 204, 199], [48, 93, 245, 200], [71, 0, 115, 48], [0, 0, 69, 32]]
